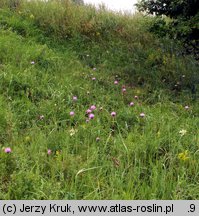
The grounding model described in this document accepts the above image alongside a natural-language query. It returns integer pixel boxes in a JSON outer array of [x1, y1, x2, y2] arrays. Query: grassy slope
[[0, 1, 198, 199]]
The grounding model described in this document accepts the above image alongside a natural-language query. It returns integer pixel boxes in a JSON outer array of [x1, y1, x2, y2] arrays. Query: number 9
[[190, 204, 195, 212]]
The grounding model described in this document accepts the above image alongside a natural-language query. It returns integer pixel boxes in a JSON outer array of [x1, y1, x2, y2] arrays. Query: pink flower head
[[96, 137, 100, 142], [31, 61, 35, 65], [86, 109, 92, 114], [134, 95, 138, 99], [185, 105, 189, 110], [47, 149, 52, 155], [140, 113, 145, 118], [70, 111, 75, 116], [86, 119, 89, 123], [92, 77, 96, 81], [129, 102, 134, 106], [4, 147, 12, 153], [73, 96, 77, 101], [90, 105, 96, 111], [111, 112, 116, 117], [122, 88, 126, 93], [114, 80, 118, 85], [89, 113, 95, 119]]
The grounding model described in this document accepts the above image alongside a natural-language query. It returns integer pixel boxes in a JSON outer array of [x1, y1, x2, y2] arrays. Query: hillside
[[0, 0, 198, 199]]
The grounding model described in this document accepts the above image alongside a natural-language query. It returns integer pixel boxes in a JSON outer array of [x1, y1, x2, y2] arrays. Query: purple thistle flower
[[92, 77, 96, 81], [114, 80, 118, 85], [90, 105, 96, 111], [122, 88, 126, 93], [70, 111, 75, 116], [73, 96, 77, 101], [89, 113, 95, 119], [129, 102, 134, 106], [111, 112, 116, 117], [47, 149, 52, 155], [140, 113, 145, 118], [4, 147, 12, 153], [86, 109, 92, 114]]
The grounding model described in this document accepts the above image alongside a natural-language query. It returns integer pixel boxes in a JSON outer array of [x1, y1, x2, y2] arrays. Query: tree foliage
[[136, 0, 199, 59], [136, 0, 199, 18], [72, 0, 84, 5]]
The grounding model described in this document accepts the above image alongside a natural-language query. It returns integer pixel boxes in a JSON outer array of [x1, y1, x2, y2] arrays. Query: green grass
[[0, 0, 198, 200]]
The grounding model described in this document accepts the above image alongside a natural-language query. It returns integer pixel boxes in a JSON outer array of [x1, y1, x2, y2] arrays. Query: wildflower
[[93, 67, 96, 71], [39, 115, 44, 120], [30, 14, 34, 19], [86, 119, 89, 123], [47, 149, 52, 155], [134, 95, 138, 99], [89, 113, 95, 119], [178, 150, 189, 161], [96, 137, 100, 142], [4, 147, 12, 153], [31, 61, 35, 65], [139, 113, 145, 118], [90, 105, 96, 111], [73, 96, 77, 101], [70, 111, 75, 116], [69, 128, 78, 136], [179, 129, 187, 136], [114, 80, 118, 85], [111, 112, 116, 117], [56, 150, 61, 155], [92, 77, 96, 81], [185, 105, 189, 110], [25, 136, 31, 142], [129, 102, 134, 106], [86, 109, 92, 114], [122, 88, 126, 93]]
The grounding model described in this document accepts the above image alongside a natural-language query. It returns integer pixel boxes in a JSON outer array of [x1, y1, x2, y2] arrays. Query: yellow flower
[[56, 150, 60, 155], [157, 131, 161, 137], [179, 129, 187, 136], [25, 136, 31, 142], [69, 128, 78, 136], [30, 14, 34, 19], [178, 150, 189, 161]]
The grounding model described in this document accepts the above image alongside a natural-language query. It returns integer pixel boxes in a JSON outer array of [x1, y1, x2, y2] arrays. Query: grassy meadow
[[0, 0, 198, 199]]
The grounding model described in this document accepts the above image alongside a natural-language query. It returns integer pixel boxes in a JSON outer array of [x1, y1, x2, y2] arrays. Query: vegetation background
[[0, 0, 198, 199]]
